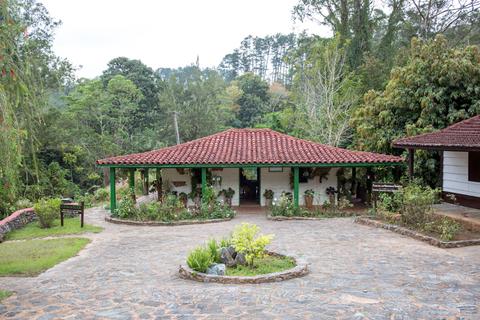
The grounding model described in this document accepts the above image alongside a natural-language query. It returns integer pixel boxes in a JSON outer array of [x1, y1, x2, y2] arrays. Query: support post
[[293, 167, 299, 207], [144, 168, 149, 195], [408, 148, 414, 181], [351, 167, 356, 198], [129, 168, 136, 203], [201, 167, 207, 201], [156, 168, 162, 201], [109, 167, 116, 213]]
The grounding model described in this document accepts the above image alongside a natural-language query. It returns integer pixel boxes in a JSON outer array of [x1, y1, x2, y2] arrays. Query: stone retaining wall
[[355, 216, 480, 248], [105, 215, 233, 226], [267, 215, 325, 221], [178, 253, 309, 284], [0, 208, 36, 242]]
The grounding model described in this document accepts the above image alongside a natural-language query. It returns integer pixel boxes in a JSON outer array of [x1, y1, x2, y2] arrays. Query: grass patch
[[5, 218, 102, 240], [0, 290, 13, 301], [225, 255, 296, 276], [0, 238, 90, 276]]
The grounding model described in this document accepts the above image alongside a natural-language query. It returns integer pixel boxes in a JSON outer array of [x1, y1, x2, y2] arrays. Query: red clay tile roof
[[393, 115, 480, 151], [97, 129, 403, 166]]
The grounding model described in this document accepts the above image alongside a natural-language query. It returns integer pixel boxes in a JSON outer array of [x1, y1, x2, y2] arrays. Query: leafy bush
[[94, 188, 109, 202], [400, 184, 439, 227], [33, 198, 61, 228], [207, 239, 221, 263], [114, 195, 137, 219], [270, 195, 309, 217], [231, 223, 274, 266], [378, 192, 403, 213], [423, 217, 461, 241], [219, 237, 232, 248], [14, 198, 33, 210], [186, 246, 213, 273]]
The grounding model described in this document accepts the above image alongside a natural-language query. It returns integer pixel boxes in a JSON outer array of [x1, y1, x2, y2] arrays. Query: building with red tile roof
[[393, 115, 480, 208], [98, 128, 403, 212]]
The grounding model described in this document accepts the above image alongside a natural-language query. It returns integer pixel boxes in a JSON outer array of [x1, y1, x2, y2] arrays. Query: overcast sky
[[41, 0, 329, 79]]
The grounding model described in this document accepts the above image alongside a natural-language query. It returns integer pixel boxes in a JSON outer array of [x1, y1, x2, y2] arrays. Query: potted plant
[[179, 192, 188, 208], [188, 188, 201, 207], [304, 189, 315, 209], [263, 189, 274, 207], [326, 187, 337, 206], [224, 188, 235, 207]]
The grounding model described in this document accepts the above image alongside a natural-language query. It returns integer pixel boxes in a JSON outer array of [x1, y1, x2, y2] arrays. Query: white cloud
[[41, 0, 330, 79]]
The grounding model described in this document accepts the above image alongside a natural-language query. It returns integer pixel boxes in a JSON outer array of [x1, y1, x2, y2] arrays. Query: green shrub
[[270, 195, 308, 217], [114, 195, 137, 219], [207, 239, 221, 263], [33, 198, 61, 228], [400, 184, 439, 227], [231, 223, 274, 266], [93, 188, 109, 202], [219, 237, 232, 248], [186, 246, 213, 272], [14, 198, 33, 210], [424, 217, 461, 241]]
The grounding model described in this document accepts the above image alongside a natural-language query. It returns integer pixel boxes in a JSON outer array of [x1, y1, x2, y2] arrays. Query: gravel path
[[0, 206, 479, 319]]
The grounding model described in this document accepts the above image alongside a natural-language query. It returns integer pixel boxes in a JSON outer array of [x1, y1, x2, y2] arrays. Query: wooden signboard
[[60, 202, 85, 228], [372, 183, 402, 193]]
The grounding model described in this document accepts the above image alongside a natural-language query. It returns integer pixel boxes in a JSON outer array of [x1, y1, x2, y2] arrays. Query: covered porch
[[97, 128, 404, 213]]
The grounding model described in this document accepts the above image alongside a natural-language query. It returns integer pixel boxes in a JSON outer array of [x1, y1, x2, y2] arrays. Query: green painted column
[[144, 168, 149, 195], [201, 167, 207, 201], [293, 167, 299, 207], [129, 168, 136, 202], [109, 167, 116, 213]]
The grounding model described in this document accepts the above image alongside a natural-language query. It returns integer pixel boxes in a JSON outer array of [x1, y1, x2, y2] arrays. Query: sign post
[[60, 202, 85, 228]]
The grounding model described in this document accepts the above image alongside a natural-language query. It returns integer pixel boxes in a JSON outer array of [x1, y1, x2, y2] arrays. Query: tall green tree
[[351, 35, 480, 185]]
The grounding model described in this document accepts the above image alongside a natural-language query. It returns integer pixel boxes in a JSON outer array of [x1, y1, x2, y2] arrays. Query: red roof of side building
[[97, 128, 403, 166], [393, 115, 480, 151]]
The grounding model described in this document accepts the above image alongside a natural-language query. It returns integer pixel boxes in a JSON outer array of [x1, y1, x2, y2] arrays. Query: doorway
[[239, 168, 260, 205]]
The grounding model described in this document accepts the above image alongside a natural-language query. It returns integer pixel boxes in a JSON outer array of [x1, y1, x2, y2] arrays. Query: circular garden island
[[106, 190, 235, 225], [179, 223, 308, 284]]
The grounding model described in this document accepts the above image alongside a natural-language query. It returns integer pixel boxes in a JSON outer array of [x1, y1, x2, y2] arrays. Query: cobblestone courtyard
[[1, 207, 479, 319]]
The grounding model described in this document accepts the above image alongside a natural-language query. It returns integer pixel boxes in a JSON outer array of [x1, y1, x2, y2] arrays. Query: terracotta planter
[[304, 195, 314, 209]]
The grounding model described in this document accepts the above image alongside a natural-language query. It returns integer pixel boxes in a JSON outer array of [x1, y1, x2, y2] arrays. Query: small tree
[[231, 223, 274, 266]]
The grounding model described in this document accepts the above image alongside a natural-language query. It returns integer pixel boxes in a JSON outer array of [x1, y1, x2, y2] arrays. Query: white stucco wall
[[163, 167, 339, 207], [212, 168, 240, 206], [443, 151, 480, 197], [161, 168, 193, 205], [259, 167, 338, 206], [162, 168, 240, 206]]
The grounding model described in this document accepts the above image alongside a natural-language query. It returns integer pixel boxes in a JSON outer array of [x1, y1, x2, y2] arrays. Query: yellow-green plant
[[231, 223, 274, 266]]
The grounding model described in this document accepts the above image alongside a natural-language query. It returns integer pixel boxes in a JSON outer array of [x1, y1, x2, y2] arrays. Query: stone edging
[[0, 208, 36, 242], [178, 252, 309, 284], [355, 216, 480, 248], [105, 215, 233, 226], [266, 215, 325, 221]]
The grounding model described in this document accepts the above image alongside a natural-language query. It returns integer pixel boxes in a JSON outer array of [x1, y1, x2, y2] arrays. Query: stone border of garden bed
[[266, 215, 325, 221], [0, 208, 36, 242], [355, 216, 480, 248], [105, 215, 233, 226], [178, 252, 309, 284]]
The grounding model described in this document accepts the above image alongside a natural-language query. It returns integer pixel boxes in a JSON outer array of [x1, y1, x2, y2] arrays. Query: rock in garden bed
[[355, 216, 480, 248]]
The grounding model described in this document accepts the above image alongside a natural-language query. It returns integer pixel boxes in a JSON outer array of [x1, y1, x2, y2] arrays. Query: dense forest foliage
[[1, 0, 479, 217]]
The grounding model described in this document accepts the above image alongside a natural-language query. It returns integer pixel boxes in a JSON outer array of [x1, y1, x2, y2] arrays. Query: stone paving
[[0, 207, 479, 319]]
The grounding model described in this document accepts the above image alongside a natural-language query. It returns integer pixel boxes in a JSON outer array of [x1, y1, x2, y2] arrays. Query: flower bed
[[355, 216, 480, 248], [179, 223, 308, 283], [179, 252, 308, 284], [109, 193, 235, 225], [358, 184, 480, 247]]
